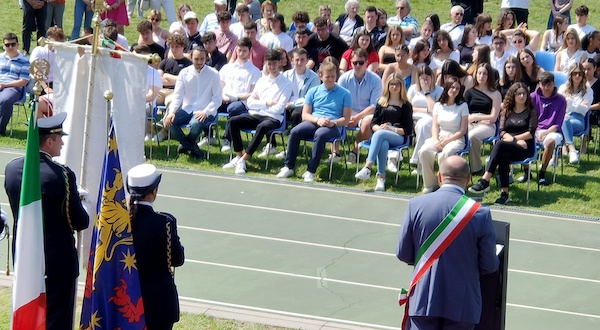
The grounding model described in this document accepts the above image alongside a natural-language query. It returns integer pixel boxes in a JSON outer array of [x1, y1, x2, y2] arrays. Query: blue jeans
[[366, 129, 405, 176], [0, 87, 23, 134], [168, 110, 214, 151], [561, 112, 585, 146], [71, 0, 93, 40], [547, 10, 571, 30], [285, 121, 341, 173]]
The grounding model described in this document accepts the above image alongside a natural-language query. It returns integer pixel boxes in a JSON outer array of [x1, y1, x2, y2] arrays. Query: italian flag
[[11, 108, 46, 329]]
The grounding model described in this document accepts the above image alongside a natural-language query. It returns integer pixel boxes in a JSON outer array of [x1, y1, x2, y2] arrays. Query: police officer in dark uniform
[[4, 112, 89, 330], [126, 163, 185, 330]]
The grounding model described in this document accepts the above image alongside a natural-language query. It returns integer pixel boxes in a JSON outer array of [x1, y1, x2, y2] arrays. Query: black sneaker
[[495, 192, 510, 205], [538, 171, 549, 186], [468, 179, 490, 194], [516, 172, 532, 183]]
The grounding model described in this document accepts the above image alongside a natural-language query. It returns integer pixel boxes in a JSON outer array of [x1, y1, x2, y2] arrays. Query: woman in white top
[[558, 62, 593, 163], [555, 28, 587, 73], [407, 65, 443, 166], [169, 3, 191, 35], [430, 30, 460, 75], [418, 76, 469, 192], [541, 15, 568, 52], [475, 13, 493, 46]]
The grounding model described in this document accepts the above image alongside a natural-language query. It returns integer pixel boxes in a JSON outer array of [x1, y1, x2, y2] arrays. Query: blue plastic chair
[[481, 117, 501, 156], [416, 134, 470, 189], [535, 51, 556, 72], [356, 136, 411, 184], [231, 118, 287, 170], [302, 126, 348, 180], [166, 115, 219, 159], [509, 146, 538, 204], [9, 90, 28, 136], [572, 111, 590, 162], [553, 71, 568, 88]]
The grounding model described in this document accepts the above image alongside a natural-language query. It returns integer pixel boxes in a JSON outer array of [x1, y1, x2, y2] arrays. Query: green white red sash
[[398, 195, 480, 329]]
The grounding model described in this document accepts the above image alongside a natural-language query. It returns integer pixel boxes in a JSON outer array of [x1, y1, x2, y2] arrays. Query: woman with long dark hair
[[127, 164, 185, 330], [469, 83, 538, 204]]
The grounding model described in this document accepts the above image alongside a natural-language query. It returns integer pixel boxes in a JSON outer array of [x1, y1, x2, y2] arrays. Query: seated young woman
[[468, 83, 538, 205], [355, 73, 413, 191]]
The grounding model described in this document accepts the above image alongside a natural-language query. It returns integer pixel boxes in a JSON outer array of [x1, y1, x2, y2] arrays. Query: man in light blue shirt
[[276, 61, 352, 182], [338, 49, 382, 164], [387, 0, 418, 41]]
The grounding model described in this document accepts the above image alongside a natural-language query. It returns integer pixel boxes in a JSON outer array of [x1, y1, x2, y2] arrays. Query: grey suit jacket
[[397, 185, 499, 324]]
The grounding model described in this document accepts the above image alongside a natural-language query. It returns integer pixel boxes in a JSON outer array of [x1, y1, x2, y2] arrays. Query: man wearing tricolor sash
[[397, 155, 498, 330]]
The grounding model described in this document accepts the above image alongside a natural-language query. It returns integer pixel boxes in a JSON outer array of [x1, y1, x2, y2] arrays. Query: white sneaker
[[374, 177, 385, 191], [276, 166, 293, 178], [411, 169, 421, 175], [302, 171, 315, 182], [386, 159, 399, 173], [222, 155, 240, 169], [355, 167, 371, 180], [199, 136, 218, 147], [221, 139, 231, 152], [234, 159, 246, 175], [257, 143, 278, 158], [151, 132, 166, 142], [323, 153, 342, 163], [144, 134, 151, 142], [547, 157, 556, 168], [387, 150, 403, 162], [569, 150, 579, 164], [275, 151, 286, 159], [346, 152, 357, 164]]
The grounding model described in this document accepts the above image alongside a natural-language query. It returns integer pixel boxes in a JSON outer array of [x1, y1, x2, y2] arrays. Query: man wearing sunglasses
[[0, 33, 30, 136], [440, 5, 465, 46]]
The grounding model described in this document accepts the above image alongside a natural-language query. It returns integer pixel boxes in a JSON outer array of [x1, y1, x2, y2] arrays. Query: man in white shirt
[[568, 5, 596, 41], [209, 37, 261, 152], [490, 31, 510, 74], [440, 6, 465, 46], [222, 49, 293, 174], [164, 46, 222, 159]]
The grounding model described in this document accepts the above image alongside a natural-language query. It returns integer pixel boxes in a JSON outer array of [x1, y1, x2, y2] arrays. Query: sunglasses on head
[[352, 60, 365, 66]]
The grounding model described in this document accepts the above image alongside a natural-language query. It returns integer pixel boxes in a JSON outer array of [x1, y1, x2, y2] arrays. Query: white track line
[[179, 226, 396, 257], [162, 194, 399, 227], [507, 303, 600, 319]]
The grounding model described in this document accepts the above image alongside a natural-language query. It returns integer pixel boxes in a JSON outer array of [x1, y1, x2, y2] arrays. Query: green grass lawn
[[1, 0, 599, 218], [0, 286, 287, 329]]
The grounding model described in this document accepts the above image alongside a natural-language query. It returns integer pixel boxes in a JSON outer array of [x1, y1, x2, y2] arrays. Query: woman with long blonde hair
[[355, 73, 413, 191], [554, 28, 587, 73], [558, 62, 593, 163], [378, 25, 404, 72]]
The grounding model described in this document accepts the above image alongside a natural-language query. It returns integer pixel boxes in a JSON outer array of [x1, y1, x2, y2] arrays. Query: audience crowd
[[8, 0, 600, 204]]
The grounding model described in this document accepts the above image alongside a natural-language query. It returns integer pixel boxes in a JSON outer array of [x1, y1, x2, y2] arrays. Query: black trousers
[[229, 114, 281, 155], [46, 276, 76, 330], [485, 140, 533, 188], [22, 1, 47, 53]]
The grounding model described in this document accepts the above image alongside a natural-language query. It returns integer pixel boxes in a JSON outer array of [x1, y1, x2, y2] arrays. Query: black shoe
[[177, 144, 188, 154], [516, 172, 532, 183], [189, 145, 205, 159], [538, 171, 549, 186], [495, 192, 510, 205], [468, 179, 490, 194]]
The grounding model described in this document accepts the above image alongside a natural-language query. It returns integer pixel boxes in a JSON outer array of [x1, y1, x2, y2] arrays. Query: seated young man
[[276, 61, 352, 182], [528, 71, 567, 185], [163, 46, 222, 159], [222, 49, 293, 174]]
